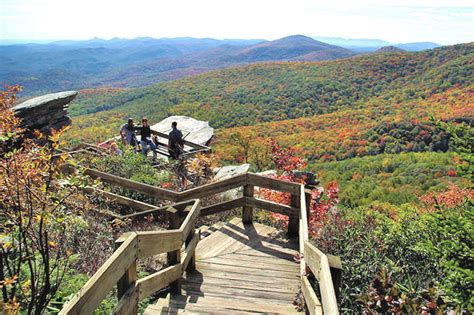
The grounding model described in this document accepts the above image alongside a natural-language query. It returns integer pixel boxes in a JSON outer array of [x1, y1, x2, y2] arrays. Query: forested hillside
[[65, 43, 473, 158]]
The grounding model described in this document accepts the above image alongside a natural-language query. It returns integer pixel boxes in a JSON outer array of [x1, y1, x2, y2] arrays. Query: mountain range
[[1, 35, 441, 96]]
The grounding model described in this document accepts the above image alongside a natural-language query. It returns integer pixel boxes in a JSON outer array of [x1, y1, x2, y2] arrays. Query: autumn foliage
[[0, 86, 90, 313]]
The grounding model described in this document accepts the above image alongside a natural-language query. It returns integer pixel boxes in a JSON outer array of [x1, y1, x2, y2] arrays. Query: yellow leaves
[[0, 275, 18, 287], [2, 242, 12, 250], [0, 297, 20, 314]]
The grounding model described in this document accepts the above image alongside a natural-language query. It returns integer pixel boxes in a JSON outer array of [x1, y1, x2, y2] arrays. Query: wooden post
[[167, 209, 183, 294], [288, 194, 299, 237], [242, 184, 254, 224], [304, 189, 312, 219], [185, 227, 196, 272], [115, 236, 138, 313]]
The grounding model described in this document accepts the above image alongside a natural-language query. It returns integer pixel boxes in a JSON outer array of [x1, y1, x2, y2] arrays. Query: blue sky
[[1, 0, 473, 44]]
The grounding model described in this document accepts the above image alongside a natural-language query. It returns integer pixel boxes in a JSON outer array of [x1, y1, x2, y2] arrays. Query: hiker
[[135, 118, 157, 161], [120, 118, 138, 148], [168, 121, 184, 159]]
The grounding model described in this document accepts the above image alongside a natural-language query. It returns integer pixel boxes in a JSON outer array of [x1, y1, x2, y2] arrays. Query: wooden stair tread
[[145, 219, 302, 314], [149, 294, 299, 314]]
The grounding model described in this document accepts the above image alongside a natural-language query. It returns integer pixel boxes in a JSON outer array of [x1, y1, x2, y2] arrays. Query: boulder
[[150, 116, 214, 146], [213, 164, 250, 200], [13, 91, 77, 135], [214, 164, 250, 181]]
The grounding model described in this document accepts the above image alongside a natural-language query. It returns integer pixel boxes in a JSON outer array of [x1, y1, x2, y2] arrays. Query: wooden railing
[[61, 169, 342, 314], [298, 186, 342, 315], [59, 199, 201, 315]]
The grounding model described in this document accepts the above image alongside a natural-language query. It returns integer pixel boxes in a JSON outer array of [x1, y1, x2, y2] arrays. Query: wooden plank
[[112, 284, 139, 315], [244, 196, 299, 216], [152, 130, 210, 151], [60, 234, 138, 314], [197, 256, 298, 273], [246, 173, 301, 195], [85, 169, 178, 201], [86, 187, 156, 212], [242, 184, 254, 223], [136, 230, 182, 259], [196, 261, 299, 280], [114, 237, 137, 309], [194, 269, 300, 286], [300, 185, 310, 244], [300, 185, 310, 277], [302, 275, 323, 315], [304, 241, 322, 280], [304, 241, 339, 315], [319, 255, 340, 315], [179, 201, 201, 241], [200, 197, 245, 216], [288, 194, 299, 237], [137, 264, 183, 300], [152, 295, 299, 314], [201, 252, 298, 268], [184, 274, 299, 293], [177, 174, 247, 201], [182, 283, 295, 302], [327, 254, 342, 270], [181, 230, 199, 271]]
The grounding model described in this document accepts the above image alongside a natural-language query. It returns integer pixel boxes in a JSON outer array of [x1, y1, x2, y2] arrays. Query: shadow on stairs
[[144, 218, 301, 314]]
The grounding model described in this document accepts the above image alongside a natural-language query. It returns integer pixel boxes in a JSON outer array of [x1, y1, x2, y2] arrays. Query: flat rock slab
[[150, 115, 214, 146], [13, 91, 77, 134], [13, 91, 77, 114]]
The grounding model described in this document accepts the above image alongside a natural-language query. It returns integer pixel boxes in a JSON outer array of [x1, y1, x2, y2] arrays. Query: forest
[[1, 42, 473, 314]]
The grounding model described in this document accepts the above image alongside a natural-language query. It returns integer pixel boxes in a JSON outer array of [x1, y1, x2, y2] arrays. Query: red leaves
[[270, 139, 306, 172], [419, 184, 474, 212]]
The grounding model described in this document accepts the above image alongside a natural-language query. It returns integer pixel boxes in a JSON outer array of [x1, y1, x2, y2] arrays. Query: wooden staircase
[[60, 169, 342, 315], [145, 218, 300, 314]]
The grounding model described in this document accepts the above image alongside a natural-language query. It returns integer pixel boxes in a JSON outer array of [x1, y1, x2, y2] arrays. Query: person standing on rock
[[135, 118, 157, 162], [168, 121, 184, 159], [120, 118, 138, 149]]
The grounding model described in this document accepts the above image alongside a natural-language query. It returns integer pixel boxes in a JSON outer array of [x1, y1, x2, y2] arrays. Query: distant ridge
[[375, 46, 406, 53], [220, 35, 354, 62], [315, 36, 441, 52]]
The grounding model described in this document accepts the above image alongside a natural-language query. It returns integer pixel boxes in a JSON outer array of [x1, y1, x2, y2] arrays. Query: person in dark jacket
[[168, 121, 184, 159], [135, 118, 157, 161]]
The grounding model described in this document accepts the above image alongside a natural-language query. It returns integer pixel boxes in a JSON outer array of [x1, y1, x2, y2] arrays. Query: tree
[[0, 86, 88, 314]]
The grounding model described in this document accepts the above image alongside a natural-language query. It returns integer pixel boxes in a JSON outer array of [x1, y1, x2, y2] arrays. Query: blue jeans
[[141, 138, 157, 160]]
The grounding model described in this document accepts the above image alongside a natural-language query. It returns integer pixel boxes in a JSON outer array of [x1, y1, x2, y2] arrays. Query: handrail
[[298, 186, 342, 315], [60, 199, 201, 315], [61, 170, 341, 314]]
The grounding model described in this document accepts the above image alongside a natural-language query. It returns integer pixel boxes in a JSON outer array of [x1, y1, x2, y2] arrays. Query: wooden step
[[144, 219, 302, 314], [146, 294, 299, 314]]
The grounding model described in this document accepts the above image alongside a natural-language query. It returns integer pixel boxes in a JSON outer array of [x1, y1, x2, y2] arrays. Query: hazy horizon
[[0, 34, 466, 46], [1, 0, 473, 45]]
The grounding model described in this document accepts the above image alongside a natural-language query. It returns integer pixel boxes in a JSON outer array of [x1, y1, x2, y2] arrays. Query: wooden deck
[[145, 218, 301, 314]]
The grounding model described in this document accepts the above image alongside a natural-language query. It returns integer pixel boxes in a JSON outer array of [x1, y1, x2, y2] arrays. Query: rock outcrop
[[13, 91, 77, 135], [213, 164, 250, 200], [214, 164, 250, 181], [150, 116, 214, 146]]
